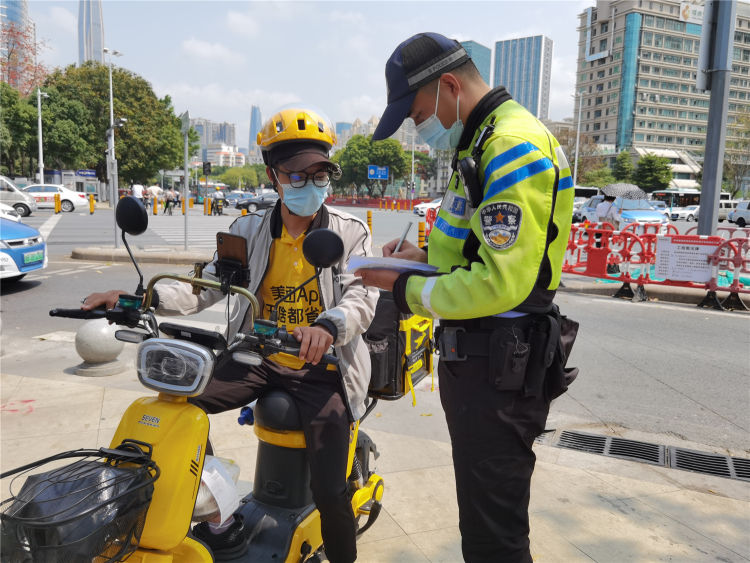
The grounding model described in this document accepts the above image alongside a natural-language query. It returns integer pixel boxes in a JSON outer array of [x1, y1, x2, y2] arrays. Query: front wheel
[[687, 214, 695, 222], [61, 200, 74, 212], [737, 217, 747, 228], [13, 204, 30, 217], [248, 203, 258, 213]]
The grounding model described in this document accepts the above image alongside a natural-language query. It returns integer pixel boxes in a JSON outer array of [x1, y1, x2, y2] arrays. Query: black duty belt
[[435, 316, 535, 362]]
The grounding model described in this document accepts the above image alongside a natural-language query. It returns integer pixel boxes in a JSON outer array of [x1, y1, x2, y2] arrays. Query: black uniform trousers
[[189, 358, 357, 563], [438, 315, 550, 563]]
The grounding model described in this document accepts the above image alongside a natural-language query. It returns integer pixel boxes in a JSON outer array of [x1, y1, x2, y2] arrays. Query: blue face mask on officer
[[416, 80, 464, 150]]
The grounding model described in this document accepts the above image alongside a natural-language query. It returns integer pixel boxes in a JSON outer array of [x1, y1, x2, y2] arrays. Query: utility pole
[[103, 47, 123, 248], [697, 0, 737, 235], [36, 88, 48, 183], [573, 91, 583, 186]]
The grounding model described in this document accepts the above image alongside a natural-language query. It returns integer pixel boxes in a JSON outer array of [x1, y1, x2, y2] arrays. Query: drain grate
[[554, 431, 748, 481], [557, 431, 664, 466]]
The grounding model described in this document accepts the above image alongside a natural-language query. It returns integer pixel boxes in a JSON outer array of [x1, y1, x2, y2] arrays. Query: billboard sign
[[679, 2, 703, 24], [367, 165, 389, 180]]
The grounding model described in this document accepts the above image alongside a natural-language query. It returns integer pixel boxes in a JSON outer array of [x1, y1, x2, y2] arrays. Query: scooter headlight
[[137, 338, 214, 396]]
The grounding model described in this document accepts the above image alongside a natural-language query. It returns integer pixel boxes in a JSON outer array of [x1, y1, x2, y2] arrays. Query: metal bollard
[[418, 222, 426, 248], [54, 193, 60, 214], [367, 210, 372, 233], [89, 194, 95, 214], [153, 197, 158, 215], [397, 201, 401, 211], [182, 199, 186, 214], [189, 197, 194, 208]]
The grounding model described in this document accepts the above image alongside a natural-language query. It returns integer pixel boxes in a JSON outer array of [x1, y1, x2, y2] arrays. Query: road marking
[[38, 214, 62, 240]]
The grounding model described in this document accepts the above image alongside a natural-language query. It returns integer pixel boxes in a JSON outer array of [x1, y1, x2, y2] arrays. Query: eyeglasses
[[274, 165, 341, 189]]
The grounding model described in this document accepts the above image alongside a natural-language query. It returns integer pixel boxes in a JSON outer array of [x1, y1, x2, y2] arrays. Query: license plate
[[23, 250, 43, 264]]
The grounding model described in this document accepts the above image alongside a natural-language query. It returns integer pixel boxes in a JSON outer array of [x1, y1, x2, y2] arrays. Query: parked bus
[[650, 189, 731, 208]]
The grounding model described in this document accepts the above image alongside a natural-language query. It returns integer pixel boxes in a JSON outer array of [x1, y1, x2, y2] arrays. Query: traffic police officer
[[356, 33, 575, 562]]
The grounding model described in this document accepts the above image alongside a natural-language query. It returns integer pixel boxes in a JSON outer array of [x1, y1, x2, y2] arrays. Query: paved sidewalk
[[1, 336, 748, 562]]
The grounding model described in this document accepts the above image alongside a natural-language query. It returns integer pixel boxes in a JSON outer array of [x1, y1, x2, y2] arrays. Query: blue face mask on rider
[[276, 175, 328, 216], [416, 79, 463, 151]]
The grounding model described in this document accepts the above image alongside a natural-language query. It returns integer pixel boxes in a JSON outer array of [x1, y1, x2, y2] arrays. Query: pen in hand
[[393, 222, 413, 254]]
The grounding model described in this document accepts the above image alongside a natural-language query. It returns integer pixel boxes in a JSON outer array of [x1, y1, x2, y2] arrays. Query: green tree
[[42, 62, 196, 184], [632, 154, 673, 192], [0, 82, 35, 177], [219, 165, 258, 189], [612, 151, 634, 183], [724, 109, 750, 198], [331, 135, 409, 197], [580, 165, 615, 188]]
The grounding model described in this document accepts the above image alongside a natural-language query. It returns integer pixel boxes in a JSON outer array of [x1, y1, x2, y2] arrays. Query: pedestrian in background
[[356, 32, 575, 563]]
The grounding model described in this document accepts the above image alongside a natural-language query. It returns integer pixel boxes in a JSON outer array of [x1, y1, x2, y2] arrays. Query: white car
[[670, 205, 700, 222], [728, 200, 750, 228], [414, 197, 442, 217], [22, 184, 89, 212], [0, 202, 22, 222]]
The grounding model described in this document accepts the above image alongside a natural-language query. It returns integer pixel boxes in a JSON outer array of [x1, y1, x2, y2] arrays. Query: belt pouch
[[488, 329, 529, 392], [523, 322, 550, 398]]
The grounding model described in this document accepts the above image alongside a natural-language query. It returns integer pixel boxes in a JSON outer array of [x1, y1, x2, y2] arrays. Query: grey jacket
[[153, 203, 379, 420]]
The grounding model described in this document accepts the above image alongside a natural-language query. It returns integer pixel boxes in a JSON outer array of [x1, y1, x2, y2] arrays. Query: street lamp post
[[573, 90, 583, 186], [36, 88, 49, 183], [410, 131, 415, 200], [103, 47, 123, 248]]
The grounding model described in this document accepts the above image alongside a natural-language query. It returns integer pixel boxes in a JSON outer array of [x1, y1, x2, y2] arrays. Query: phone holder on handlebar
[[216, 258, 251, 295]]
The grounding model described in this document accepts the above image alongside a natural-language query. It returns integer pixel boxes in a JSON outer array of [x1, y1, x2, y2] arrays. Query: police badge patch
[[480, 202, 522, 250]]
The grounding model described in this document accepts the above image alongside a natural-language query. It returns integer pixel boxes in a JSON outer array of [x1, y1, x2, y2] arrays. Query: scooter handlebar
[[49, 308, 106, 320]]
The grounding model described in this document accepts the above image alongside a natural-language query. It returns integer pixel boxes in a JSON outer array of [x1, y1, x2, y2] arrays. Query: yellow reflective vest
[[399, 92, 574, 319]]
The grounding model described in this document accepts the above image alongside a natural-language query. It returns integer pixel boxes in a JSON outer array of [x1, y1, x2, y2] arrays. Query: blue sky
[[29, 0, 591, 149]]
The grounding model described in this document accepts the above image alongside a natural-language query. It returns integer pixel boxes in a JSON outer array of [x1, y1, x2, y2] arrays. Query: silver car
[[0, 176, 38, 217]]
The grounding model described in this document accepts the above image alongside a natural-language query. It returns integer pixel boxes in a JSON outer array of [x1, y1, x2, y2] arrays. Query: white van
[[717, 199, 738, 222], [0, 176, 38, 217]]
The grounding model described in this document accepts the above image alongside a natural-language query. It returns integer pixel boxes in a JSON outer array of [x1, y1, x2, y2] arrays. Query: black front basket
[[0, 441, 159, 563]]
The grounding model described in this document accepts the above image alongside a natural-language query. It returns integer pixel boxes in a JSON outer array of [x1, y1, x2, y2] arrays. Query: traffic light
[[203, 162, 212, 175]]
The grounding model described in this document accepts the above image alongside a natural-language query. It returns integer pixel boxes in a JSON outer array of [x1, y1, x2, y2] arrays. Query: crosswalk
[[24, 262, 115, 281], [146, 215, 236, 248]]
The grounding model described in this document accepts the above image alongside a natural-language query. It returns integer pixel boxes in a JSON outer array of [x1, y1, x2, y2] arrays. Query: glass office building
[[461, 40, 491, 85], [575, 0, 750, 154], [78, 0, 104, 64], [494, 35, 553, 119]]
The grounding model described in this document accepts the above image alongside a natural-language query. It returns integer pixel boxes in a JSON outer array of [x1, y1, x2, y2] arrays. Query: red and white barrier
[[564, 222, 750, 310]]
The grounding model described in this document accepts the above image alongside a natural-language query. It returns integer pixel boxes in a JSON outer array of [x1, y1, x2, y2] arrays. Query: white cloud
[[226, 10, 259, 37], [49, 6, 77, 38], [549, 53, 577, 120], [329, 10, 366, 26], [338, 94, 383, 124], [181, 38, 244, 63]]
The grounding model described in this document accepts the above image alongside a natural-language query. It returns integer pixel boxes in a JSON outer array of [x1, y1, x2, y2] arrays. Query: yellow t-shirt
[[259, 225, 324, 369]]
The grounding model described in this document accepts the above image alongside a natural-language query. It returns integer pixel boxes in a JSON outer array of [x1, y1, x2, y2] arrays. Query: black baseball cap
[[372, 32, 469, 141], [264, 141, 333, 171]]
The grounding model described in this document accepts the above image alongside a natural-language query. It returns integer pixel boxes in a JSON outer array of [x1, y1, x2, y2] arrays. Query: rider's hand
[[81, 290, 129, 311], [382, 238, 427, 262], [293, 325, 334, 366]]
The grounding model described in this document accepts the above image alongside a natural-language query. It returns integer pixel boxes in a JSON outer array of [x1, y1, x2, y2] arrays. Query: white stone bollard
[[74, 318, 126, 376]]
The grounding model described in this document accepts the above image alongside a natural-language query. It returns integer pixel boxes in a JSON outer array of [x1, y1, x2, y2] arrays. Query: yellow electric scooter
[[1, 197, 386, 562]]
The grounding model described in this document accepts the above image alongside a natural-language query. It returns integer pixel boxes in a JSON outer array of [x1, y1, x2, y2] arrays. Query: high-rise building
[[461, 40, 491, 85], [190, 118, 236, 147], [1, 0, 37, 91], [249, 106, 263, 149], [78, 0, 104, 64], [494, 35, 553, 119], [575, 0, 750, 156]]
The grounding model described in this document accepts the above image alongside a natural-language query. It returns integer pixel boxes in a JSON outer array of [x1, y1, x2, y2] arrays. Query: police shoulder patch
[[480, 202, 522, 250]]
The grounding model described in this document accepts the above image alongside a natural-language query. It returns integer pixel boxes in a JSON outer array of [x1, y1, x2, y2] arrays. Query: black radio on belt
[[453, 119, 495, 209]]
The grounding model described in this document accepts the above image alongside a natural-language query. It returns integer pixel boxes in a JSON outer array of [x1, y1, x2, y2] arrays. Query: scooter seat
[[253, 390, 302, 432]]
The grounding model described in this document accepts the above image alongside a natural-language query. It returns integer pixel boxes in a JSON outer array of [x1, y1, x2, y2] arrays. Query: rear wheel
[[61, 200, 74, 212], [737, 217, 747, 228], [13, 204, 30, 217], [248, 203, 258, 213], [687, 214, 695, 222]]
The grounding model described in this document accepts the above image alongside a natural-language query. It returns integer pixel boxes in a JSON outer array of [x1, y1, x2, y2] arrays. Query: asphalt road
[[2, 207, 748, 455]]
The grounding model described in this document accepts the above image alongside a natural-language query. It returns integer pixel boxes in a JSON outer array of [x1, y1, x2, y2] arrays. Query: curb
[[71, 247, 212, 265]]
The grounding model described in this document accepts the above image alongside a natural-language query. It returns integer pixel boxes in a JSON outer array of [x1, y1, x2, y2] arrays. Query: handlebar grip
[[49, 308, 106, 319], [321, 353, 339, 366]]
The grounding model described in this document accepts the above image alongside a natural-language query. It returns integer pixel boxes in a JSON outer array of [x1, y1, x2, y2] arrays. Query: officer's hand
[[354, 269, 400, 292], [81, 290, 129, 311], [294, 325, 334, 366], [382, 239, 427, 262]]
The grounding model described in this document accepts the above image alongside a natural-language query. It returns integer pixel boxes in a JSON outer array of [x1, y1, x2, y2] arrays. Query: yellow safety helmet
[[257, 106, 337, 169]]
